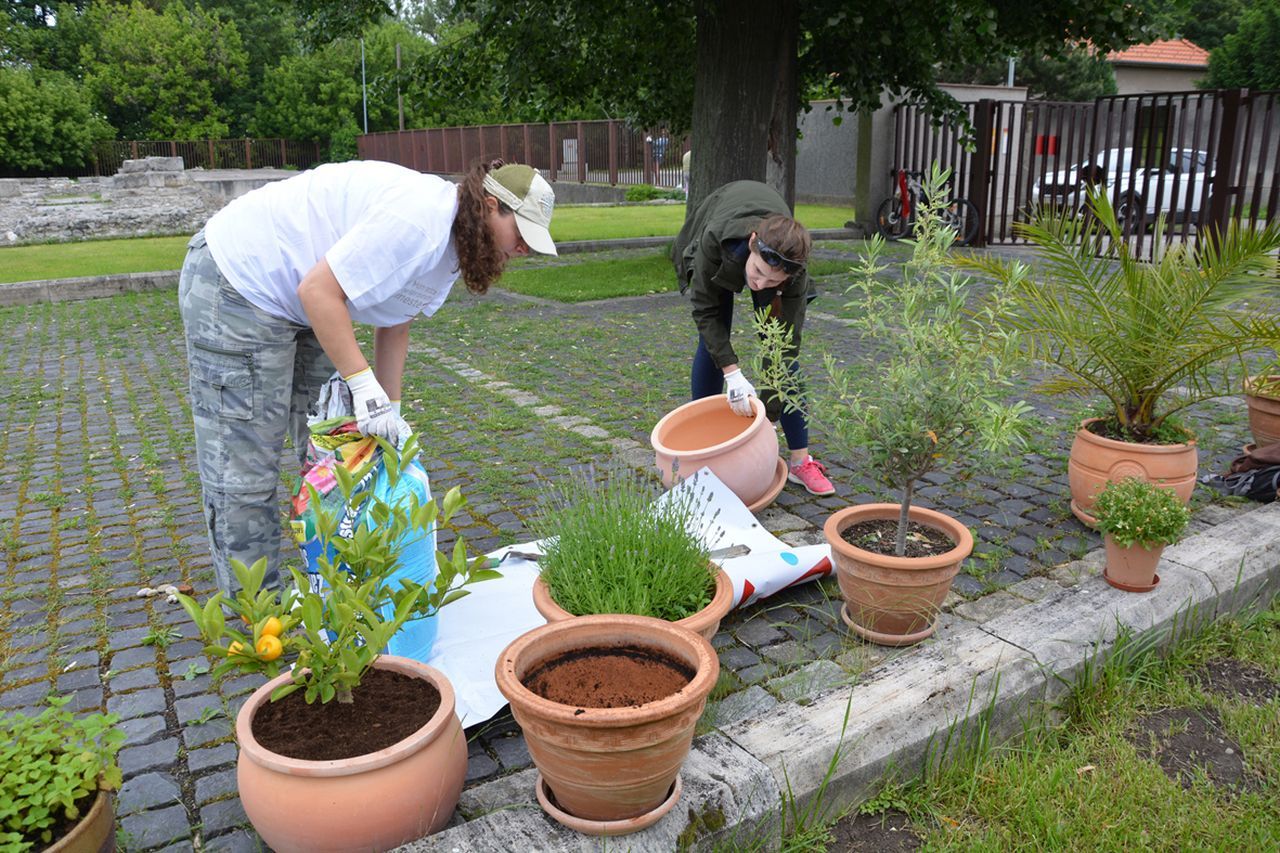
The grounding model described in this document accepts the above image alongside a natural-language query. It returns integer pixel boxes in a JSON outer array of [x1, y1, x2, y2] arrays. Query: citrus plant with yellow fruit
[[177, 434, 500, 705]]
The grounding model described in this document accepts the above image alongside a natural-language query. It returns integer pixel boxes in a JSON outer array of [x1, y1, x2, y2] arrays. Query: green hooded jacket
[[671, 181, 814, 370]]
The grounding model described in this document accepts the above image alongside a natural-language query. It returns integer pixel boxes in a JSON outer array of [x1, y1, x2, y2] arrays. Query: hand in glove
[[344, 368, 412, 445], [723, 367, 757, 417]]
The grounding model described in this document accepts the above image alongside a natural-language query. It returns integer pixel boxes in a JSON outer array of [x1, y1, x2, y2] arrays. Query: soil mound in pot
[[252, 667, 440, 760], [522, 645, 694, 708]]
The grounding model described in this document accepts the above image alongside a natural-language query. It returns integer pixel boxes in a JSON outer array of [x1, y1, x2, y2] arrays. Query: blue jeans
[[691, 287, 809, 451]]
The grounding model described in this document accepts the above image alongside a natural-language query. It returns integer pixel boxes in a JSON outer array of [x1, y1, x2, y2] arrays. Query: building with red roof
[[1107, 39, 1210, 95]]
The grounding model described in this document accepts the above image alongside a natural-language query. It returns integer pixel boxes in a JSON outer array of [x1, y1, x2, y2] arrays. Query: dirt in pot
[[523, 645, 694, 708], [253, 667, 441, 760], [842, 518, 954, 558]]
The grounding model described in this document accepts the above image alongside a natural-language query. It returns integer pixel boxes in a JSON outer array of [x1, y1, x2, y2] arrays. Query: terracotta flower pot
[[824, 503, 973, 647], [1243, 376, 1280, 448], [45, 788, 115, 853], [1068, 417, 1198, 526], [495, 614, 718, 835], [1102, 535, 1164, 592], [531, 567, 733, 640], [651, 396, 782, 509], [235, 656, 467, 853]]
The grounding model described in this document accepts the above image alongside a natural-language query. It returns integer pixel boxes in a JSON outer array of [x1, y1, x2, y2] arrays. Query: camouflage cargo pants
[[178, 230, 334, 596]]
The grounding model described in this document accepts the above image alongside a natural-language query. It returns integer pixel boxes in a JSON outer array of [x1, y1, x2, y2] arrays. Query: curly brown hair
[[452, 159, 509, 294], [755, 214, 811, 265]]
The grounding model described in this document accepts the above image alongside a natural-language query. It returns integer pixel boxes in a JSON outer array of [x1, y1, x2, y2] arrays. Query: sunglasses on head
[[753, 237, 805, 274]]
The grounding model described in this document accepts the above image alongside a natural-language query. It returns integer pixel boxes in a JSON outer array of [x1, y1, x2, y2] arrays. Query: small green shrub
[[533, 470, 715, 621], [1092, 478, 1191, 547], [0, 696, 123, 851], [625, 184, 684, 202]]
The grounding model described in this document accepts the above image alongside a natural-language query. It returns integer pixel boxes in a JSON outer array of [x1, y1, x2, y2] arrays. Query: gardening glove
[[723, 368, 757, 417], [344, 368, 412, 446]]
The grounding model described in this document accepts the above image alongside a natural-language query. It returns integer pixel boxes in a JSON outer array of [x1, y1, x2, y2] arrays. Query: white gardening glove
[[344, 368, 412, 445], [723, 368, 756, 417]]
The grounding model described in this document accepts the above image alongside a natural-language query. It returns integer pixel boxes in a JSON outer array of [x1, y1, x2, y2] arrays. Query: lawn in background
[[500, 253, 675, 302], [550, 202, 854, 241]]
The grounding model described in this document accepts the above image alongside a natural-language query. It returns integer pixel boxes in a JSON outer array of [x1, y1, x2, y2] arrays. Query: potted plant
[[0, 696, 123, 853], [1092, 477, 1192, 592], [176, 435, 498, 853], [495, 613, 719, 836], [754, 164, 1030, 646], [966, 191, 1280, 525], [528, 469, 733, 640], [1243, 370, 1280, 448]]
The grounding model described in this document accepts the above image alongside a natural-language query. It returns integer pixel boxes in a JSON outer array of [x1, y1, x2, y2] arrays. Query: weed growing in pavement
[[140, 627, 182, 648]]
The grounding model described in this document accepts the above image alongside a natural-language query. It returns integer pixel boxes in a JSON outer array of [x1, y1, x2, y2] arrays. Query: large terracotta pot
[[1244, 376, 1280, 448], [531, 567, 734, 640], [651, 396, 781, 508], [235, 656, 467, 853], [45, 788, 115, 853], [1102, 535, 1164, 593], [824, 503, 973, 647], [1068, 418, 1198, 526], [495, 614, 718, 834]]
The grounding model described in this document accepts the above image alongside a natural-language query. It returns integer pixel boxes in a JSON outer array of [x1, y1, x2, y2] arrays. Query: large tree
[[454, 1, 1150, 211], [1202, 0, 1280, 89], [0, 66, 112, 172]]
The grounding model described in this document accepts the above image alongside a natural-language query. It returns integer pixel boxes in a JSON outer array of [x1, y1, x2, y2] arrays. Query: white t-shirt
[[204, 161, 460, 328]]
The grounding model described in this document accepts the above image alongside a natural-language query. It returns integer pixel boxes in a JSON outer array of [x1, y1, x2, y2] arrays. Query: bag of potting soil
[[288, 378, 439, 661]]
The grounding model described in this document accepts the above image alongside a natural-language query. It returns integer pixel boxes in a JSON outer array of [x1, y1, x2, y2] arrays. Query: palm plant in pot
[[1092, 477, 1192, 592], [754, 164, 1030, 646], [176, 435, 498, 853], [965, 191, 1280, 525], [528, 468, 733, 640]]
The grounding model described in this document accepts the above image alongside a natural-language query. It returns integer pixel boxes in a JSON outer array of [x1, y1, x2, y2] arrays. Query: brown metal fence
[[92, 138, 325, 175], [892, 88, 1280, 256], [358, 120, 689, 188]]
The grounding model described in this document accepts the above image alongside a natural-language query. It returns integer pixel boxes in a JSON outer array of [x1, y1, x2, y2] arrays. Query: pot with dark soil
[[176, 436, 500, 852], [495, 614, 719, 836]]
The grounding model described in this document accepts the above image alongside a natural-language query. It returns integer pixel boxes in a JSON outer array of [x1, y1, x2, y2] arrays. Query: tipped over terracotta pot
[[651, 395, 781, 508]]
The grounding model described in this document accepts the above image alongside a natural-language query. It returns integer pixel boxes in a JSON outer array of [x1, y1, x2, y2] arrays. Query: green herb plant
[[1092, 477, 1192, 548], [532, 469, 716, 621], [177, 434, 500, 705], [0, 696, 124, 851], [754, 163, 1030, 556]]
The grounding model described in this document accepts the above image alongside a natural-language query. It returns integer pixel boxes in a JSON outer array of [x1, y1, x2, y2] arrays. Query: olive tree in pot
[[0, 696, 123, 852], [176, 435, 498, 853], [1092, 477, 1192, 592], [755, 164, 1029, 646], [965, 192, 1280, 525], [529, 469, 732, 640]]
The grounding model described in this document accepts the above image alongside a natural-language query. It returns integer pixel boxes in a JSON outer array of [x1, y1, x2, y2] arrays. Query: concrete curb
[[396, 503, 1280, 851]]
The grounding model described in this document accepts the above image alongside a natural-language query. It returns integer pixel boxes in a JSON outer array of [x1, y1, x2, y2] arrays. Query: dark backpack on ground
[[1201, 441, 1280, 503]]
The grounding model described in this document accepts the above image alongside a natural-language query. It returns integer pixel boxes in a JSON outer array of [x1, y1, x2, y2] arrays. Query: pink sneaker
[[788, 458, 835, 496]]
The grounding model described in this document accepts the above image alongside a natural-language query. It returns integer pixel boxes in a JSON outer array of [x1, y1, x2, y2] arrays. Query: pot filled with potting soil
[[651, 395, 785, 511], [495, 614, 719, 836]]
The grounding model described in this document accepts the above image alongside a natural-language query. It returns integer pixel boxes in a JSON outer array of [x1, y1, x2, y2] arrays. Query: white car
[[1032, 147, 1214, 226]]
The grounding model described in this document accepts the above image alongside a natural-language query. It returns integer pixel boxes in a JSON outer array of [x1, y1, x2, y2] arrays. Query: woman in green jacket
[[671, 180, 834, 496]]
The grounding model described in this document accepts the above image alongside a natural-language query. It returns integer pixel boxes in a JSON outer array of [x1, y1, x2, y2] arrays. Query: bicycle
[[876, 169, 981, 246]]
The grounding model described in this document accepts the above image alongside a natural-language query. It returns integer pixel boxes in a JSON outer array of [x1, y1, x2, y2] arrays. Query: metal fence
[[891, 88, 1280, 256], [358, 120, 689, 189], [0, 138, 326, 179]]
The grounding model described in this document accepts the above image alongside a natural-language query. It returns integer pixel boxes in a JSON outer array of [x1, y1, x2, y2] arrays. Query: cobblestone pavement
[[0, 244, 1256, 850]]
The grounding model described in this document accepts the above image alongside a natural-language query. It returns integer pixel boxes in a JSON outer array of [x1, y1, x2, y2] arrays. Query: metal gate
[[892, 89, 1280, 256]]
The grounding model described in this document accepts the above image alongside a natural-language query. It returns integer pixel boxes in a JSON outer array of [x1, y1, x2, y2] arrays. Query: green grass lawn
[[499, 253, 676, 302], [550, 202, 853, 241]]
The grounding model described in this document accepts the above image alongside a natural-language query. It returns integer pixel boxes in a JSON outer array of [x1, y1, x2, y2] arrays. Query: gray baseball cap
[[483, 165, 557, 255]]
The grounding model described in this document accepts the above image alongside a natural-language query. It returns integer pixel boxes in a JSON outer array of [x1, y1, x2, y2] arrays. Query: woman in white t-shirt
[[178, 159, 557, 596]]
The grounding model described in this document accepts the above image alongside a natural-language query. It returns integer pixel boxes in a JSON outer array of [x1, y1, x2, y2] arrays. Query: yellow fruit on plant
[[259, 616, 283, 638], [255, 635, 283, 661], [227, 641, 245, 657]]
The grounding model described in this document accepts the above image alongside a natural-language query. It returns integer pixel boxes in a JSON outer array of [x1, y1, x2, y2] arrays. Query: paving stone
[[760, 640, 808, 666], [718, 647, 761, 670], [1007, 577, 1060, 602], [119, 737, 180, 779], [119, 803, 191, 850], [119, 714, 169, 746], [108, 626, 155, 652], [0, 680, 53, 708], [835, 643, 891, 674], [183, 717, 234, 749], [489, 735, 531, 771], [199, 798, 250, 836], [109, 667, 161, 693], [195, 768, 238, 805], [109, 647, 159, 669], [706, 685, 778, 727], [119, 771, 183, 815], [950, 573, 987, 598], [951, 591, 1026, 623], [1005, 535, 1041, 558], [464, 752, 499, 784], [766, 660, 849, 703], [187, 743, 238, 774], [108, 687, 167, 721], [1048, 555, 1104, 587], [736, 662, 776, 685], [734, 619, 787, 648], [176, 694, 224, 726], [202, 829, 259, 853]]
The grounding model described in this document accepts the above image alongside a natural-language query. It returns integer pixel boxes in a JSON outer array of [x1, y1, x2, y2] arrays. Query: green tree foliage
[[940, 44, 1118, 102], [0, 66, 112, 172], [1203, 0, 1280, 88], [202, 0, 301, 134], [250, 40, 361, 148], [81, 1, 249, 139]]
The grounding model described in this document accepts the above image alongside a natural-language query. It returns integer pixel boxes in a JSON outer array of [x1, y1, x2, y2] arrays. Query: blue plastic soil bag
[[290, 422, 439, 662]]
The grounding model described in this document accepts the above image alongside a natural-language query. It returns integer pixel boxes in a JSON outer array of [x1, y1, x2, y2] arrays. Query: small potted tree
[[1092, 477, 1192, 592], [529, 469, 732, 640], [966, 192, 1280, 524], [754, 164, 1029, 646], [177, 435, 498, 853], [0, 696, 123, 852]]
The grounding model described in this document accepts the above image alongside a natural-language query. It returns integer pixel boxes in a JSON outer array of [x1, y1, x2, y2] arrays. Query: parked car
[[1032, 147, 1214, 227]]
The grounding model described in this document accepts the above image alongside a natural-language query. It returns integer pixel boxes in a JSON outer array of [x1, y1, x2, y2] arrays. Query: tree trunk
[[688, 0, 799, 216]]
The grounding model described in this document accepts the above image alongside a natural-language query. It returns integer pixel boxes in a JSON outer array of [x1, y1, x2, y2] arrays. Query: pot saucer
[[841, 603, 936, 647], [535, 773, 682, 837], [1104, 571, 1160, 593], [745, 458, 789, 514]]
